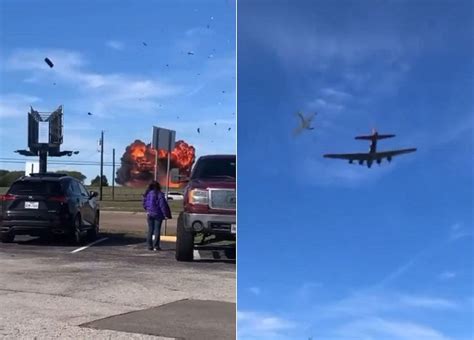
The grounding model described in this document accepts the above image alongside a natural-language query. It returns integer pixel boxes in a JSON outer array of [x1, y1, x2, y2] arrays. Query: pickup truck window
[[191, 157, 236, 180]]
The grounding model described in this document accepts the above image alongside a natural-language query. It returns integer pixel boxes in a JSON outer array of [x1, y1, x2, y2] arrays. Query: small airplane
[[294, 111, 317, 135], [323, 129, 416, 168]]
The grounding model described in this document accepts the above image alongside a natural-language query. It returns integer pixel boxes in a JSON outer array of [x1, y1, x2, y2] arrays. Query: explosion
[[116, 139, 195, 188]]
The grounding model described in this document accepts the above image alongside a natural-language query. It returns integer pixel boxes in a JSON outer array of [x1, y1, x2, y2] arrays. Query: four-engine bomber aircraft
[[323, 129, 416, 168]]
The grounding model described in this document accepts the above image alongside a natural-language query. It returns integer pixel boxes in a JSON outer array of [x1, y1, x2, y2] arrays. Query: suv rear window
[[191, 157, 236, 180], [8, 181, 63, 195]]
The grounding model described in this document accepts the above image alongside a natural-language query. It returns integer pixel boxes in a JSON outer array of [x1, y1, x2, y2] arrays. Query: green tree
[[91, 175, 109, 187], [0, 171, 25, 187], [55, 170, 86, 183]]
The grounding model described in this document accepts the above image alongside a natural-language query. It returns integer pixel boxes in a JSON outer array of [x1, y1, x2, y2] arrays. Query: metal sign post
[[152, 126, 176, 236]]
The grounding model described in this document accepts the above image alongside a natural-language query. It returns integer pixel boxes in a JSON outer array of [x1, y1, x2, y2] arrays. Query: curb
[[161, 235, 177, 242]]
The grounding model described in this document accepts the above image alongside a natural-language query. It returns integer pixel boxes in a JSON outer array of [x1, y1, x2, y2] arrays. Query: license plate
[[231, 224, 236, 234], [25, 201, 39, 209]]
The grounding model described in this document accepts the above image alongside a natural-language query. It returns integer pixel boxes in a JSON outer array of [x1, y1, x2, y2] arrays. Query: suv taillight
[[49, 196, 67, 203], [188, 189, 209, 205], [0, 194, 17, 201]]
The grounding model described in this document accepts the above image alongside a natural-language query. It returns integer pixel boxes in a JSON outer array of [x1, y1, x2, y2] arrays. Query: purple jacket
[[142, 190, 172, 219]]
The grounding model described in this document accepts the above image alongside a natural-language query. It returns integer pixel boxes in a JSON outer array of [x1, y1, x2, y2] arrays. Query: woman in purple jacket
[[142, 181, 172, 251]]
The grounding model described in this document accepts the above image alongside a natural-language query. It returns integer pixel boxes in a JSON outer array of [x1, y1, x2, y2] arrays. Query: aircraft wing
[[323, 148, 416, 161], [323, 153, 371, 160], [373, 148, 417, 158]]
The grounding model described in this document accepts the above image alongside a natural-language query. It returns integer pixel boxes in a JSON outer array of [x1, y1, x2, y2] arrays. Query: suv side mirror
[[89, 191, 98, 198]]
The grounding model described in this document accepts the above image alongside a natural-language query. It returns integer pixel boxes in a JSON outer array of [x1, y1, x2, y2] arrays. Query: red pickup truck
[[175, 155, 236, 261]]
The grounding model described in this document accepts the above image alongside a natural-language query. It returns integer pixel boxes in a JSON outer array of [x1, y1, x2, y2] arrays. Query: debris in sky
[[222, 90, 226, 93], [197, 128, 200, 134], [87, 112, 93, 116], [142, 42, 148, 46], [166, 64, 169, 67], [197, 73, 201, 76], [44, 57, 54, 68], [228, 127, 231, 131], [53, 82, 56, 86], [206, 24, 210, 29], [187, 51, 195, 55], [214, 122, 217, 126]]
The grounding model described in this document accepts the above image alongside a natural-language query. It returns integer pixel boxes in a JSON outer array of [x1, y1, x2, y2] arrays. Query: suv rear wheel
[[175, 214, 194, 262], [70, 215, 83, 245], [87, 212, 100, 241]]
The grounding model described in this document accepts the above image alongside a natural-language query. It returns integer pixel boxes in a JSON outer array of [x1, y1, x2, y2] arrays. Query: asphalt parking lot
[[0, 229, 235, 339]]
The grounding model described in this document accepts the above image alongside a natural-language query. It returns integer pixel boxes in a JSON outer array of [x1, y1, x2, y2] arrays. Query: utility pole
[[112, 148, 115, 201], [99, 130, 104, 201]]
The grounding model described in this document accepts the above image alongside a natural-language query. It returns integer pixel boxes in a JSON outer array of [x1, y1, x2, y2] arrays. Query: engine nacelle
[[359, 159, 364, 165], [387, 156, 392, 162], [376, 158, 382, 164], [349, 159, 353, 164]]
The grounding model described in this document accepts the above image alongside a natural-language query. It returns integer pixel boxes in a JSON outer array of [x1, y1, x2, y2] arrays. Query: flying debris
[[214, 122, 217, 126], [44, 57, 54, 68], [197, 73, 201, 76], [166, 64, 169, 67], [222, 90, 226, 93], [87, 112, 93, 116], [187, 51, 195, 55], [323, 129, 417, 168], [228, 127, 231, 131], [142, 42, 148, 46], [197, 128, 200, 134], [293, 111, 316, 135], [206, 24, 210, 29], [53, 82, 56, 86]]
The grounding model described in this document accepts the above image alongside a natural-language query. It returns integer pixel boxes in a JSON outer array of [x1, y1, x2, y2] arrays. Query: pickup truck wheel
[[175, 215, 194, 262], [224, 248, 236, 260], [0, 233, 14, 243]]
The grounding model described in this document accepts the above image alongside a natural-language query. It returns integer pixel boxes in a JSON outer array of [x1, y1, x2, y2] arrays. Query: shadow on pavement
[[11, 232, 145, 248]]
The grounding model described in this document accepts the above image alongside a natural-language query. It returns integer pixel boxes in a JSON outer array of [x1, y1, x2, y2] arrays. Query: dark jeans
[[147, 215, 163, 249]]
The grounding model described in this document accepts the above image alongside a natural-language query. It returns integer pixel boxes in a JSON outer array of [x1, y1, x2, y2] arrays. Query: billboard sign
[[152, 126, 176, 151]]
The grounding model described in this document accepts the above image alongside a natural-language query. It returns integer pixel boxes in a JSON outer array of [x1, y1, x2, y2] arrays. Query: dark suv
[[0, 173, 100, 244], [176, 155, 236, 261]]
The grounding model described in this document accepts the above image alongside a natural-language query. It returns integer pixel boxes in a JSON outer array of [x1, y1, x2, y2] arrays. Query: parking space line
[[193, 250, 201, 260], [70, 237, 108, 254]]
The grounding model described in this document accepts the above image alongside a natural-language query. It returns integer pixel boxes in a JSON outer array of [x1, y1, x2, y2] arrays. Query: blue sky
[[0, 0, 235, 184], [237, 1, 473, 339]]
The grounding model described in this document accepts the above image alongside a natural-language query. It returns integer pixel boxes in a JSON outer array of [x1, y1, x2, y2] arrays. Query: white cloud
[[105, 40, 125, 50], [437, 271, 456, 280], [5, 49, 182, 118], [449, 222, 472, 241], [319, 291, 459, 320], [249, 287, 261, 296], [0, 93, 42, 118], [336, 317, 451, 340], [295, 281, 322, 300], [238, 311, 296, 339], [399, 296, 458, 310], [321, 87, 353, 100]]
